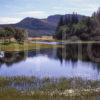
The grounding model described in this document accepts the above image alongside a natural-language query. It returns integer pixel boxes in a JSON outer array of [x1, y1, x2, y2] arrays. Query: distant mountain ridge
[[0, 14, 87, 37]]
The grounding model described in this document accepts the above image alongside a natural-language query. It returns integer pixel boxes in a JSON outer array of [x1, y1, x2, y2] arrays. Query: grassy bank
[[1, 41, 100, 52], [0, 77, 100, 99], [0, 42, 62, 52]]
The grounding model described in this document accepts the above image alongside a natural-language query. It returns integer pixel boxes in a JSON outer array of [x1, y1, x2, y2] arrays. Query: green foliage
[[55, 13, 80, 40], [14, 28, 27, 43], [55, 8, 100, 41], [0, 27, 27, 43]]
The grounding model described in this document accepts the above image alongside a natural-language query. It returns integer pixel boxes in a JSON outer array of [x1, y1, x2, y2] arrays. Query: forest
[[55, 8, 100, 41]]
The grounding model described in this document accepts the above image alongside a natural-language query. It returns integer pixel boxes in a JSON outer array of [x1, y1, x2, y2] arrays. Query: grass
[[0, 76, 100, 100], [0, 42, 62, 52], [1, 40, 100, 52]]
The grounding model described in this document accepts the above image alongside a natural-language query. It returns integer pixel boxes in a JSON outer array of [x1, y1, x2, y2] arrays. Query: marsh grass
[[0, 77, 100, 92], [0, 77, 100, 99], [0, 42, 62, 51]]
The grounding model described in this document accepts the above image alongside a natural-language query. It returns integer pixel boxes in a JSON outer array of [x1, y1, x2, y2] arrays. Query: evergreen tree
[[55, 16, 64, 39], [65, 16, 69, 25], [58, 16, 64, 26], [71, 13, 79, 24]]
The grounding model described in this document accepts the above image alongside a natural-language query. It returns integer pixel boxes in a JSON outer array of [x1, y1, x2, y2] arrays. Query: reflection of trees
[[56, 43, 100, 72], [0, 51, 27, 67], [56, 44, 79, 63], [56, 43, 100, 62], [56, 48, 63, 63]]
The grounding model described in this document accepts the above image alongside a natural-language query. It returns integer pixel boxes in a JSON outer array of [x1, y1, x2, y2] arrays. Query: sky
[[0, 0, 100, 24]]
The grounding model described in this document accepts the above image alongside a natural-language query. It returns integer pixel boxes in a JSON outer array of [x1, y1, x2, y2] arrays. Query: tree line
[[55, 8, 100, 41], [0, 27, 27, 43]]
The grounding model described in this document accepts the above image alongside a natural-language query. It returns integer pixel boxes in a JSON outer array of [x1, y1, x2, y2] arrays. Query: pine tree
[[65, 16, 69, 25], [71, 13, 79, 24], [58, 16, 64, 26]]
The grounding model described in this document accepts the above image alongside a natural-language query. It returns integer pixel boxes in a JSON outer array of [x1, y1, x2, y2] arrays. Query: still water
[[0, 43, 100, 80]]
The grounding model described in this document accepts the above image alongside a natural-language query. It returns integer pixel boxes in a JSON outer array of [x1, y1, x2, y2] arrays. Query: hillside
[[0, 14, 87, 37]]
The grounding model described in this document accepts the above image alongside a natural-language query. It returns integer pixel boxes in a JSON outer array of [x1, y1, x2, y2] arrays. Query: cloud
[[16, 10, 48, 18], [0, 17, 21, 24], [52, 1, 99, 16], [0, 10, 48, 24]]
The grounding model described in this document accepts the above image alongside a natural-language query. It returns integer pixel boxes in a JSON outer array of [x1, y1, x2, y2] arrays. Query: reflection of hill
[[0, 48, 57, 67], [27, 48, 57, 59]]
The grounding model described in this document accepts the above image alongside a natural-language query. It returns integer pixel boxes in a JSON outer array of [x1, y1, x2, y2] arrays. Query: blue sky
[[0, 0, 99, 24]]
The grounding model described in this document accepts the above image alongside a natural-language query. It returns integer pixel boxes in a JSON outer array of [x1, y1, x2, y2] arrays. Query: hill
[[0, 14, 87, 37]]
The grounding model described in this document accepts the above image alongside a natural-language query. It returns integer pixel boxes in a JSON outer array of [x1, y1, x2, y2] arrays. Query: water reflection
[[0, 52, 27, 67], [0, 43, 100, 80], [57, 43, 100, 62]]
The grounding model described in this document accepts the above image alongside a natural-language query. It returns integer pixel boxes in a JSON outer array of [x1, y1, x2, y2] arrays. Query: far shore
[[0, 38, 100, 52], [0, 41, 62, 52]]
